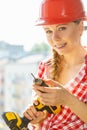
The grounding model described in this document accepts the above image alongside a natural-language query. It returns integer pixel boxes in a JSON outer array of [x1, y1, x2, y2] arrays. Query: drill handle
[[21, 116, 31, 128]]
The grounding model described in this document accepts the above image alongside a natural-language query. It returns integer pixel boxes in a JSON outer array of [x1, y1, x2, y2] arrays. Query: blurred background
[[0, 0, 87, 129]]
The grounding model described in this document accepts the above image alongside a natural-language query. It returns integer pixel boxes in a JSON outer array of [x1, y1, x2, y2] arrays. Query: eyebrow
[[56, 24, 68, 27], [43, 24, 67, 30], [43, 27, 50, 30]]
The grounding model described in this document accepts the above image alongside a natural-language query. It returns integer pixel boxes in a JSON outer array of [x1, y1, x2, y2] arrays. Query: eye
[[45, 30, 52, 34], [57, 26, 66, 31]]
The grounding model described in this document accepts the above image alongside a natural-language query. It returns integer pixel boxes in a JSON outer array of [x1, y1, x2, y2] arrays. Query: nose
[[52, 30, 61, 42]]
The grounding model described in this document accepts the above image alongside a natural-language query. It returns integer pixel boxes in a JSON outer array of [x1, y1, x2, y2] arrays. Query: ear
[[79, 21, 84, 36]]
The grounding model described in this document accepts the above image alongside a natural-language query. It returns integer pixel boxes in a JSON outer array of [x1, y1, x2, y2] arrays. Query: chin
[[55, 49, 65, 55]]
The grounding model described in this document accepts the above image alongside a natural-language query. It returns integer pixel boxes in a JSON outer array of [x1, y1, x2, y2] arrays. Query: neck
[[62, 46, 87, 67]]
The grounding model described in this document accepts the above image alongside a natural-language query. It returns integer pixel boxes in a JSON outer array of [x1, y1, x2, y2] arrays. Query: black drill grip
[[21, 116, 31, 128]]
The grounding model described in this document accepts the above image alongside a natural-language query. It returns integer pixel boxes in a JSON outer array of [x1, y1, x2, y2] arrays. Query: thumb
[[43, 79, 63, 88]]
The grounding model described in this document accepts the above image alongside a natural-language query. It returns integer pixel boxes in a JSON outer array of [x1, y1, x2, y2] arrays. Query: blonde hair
[[51, 49, 62, 81]]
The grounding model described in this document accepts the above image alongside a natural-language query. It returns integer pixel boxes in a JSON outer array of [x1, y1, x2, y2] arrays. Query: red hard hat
[[36, 0, 87, 26]]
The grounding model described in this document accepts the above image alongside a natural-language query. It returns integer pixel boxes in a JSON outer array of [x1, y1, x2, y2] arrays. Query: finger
[[25, 106, 38, 120], [43, 79, 63, 88], [33, 100, 39, 106], [31, 111, 47, 124], [33, 85, 59, 94], [33, 86, 51, 93], [24, 111, 33, 121]]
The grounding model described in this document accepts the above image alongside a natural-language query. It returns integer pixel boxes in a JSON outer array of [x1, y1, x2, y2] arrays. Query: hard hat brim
[[35, 16, 87, 26]]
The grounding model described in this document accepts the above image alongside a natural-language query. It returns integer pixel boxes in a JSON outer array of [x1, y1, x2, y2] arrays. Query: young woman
[[24, 0, 87, 129]]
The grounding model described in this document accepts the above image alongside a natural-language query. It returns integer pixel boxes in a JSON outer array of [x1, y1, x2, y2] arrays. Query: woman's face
[[43, 21, 83, 55]]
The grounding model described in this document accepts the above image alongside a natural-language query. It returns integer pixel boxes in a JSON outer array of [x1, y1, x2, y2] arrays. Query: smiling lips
[[55, 42, 67, 49]]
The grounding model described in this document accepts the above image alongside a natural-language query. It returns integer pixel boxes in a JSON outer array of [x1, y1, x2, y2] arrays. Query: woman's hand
[[33, 79, 71, 106], [23, 101, 47, 124]]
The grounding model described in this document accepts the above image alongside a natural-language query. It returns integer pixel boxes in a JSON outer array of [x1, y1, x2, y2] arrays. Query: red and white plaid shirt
[[30, 55, 87, 130]]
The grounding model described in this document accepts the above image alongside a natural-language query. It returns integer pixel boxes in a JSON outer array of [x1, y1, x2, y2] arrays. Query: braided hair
[[51, 49, 63, 81]]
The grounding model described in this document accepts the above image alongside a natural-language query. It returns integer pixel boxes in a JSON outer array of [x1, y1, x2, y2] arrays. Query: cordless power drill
[[2, 73, 61, 130]]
